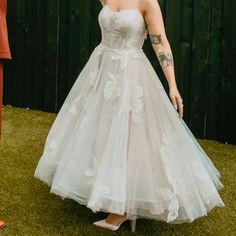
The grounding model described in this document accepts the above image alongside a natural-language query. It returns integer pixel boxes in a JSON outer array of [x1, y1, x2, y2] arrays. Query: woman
[[34, 0, 225, 232]]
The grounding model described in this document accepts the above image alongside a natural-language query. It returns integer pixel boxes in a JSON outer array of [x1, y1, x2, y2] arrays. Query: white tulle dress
[[34, 5, 225, 223]]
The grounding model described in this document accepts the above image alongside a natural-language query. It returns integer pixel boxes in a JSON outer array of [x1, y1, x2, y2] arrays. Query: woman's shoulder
[[99, 0, 106, 6], [140, 0, 160, 9], [139, 0, 161, 14]]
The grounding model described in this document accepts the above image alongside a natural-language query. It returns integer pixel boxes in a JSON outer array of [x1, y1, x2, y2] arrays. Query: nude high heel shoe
[[93, 216, 137, 232]]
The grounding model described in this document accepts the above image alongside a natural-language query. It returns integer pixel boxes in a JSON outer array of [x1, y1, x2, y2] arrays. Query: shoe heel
[[130, 219, 136, 232]]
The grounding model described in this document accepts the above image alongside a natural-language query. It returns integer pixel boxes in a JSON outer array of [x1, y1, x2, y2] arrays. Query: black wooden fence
[[3, 0, 236, 144]]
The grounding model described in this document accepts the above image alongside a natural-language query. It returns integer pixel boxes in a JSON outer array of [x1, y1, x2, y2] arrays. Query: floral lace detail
[[89, 69, 98, 86], [160, 132, 192, 206], [103, 71, 144, 124], [99, 5, 147, 50], [130, 85, 144, 123], [67, 95, 83, 115], [192, 160, 219, 205], [84, 158, 100, 185], [82, 94, 91, 107], [84, 158, 110, 213], [155, 188, 179, 222], [84, 170, 94, 177], [126, 32, 146, 50], [81, 68, 100, 107], [103, 72, 121, 100], [111, 49, 143, 71]]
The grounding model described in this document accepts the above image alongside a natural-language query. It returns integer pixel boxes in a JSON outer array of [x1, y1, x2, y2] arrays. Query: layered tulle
[[34, 43, 224, 223]]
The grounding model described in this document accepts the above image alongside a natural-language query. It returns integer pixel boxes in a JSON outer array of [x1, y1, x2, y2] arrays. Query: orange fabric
[[0, 219, 6, 228], [0, 0, 11, 59], [0, 0, 11, 140]]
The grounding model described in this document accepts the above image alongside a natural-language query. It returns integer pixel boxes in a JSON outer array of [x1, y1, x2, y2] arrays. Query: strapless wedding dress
[[34, 5, 225, 223]]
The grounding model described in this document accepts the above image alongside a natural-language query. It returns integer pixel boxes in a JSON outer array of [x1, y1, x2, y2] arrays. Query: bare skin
[[105, 212, 127, 225], [142, 0, 184, 118], [99, 0, 184, 225]]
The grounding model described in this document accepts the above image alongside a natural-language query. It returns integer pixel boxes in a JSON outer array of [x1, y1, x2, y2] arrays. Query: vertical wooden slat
[[67, 0, 82, 91], [179, 0, 194, 123], [43, 0, 60, 112], [165, 0, 182, 92], [34, 0, 47, 111], [89, 0, 101, 53], [219, 0, 236, 144], [67, 0, 91, 92], [57, 0, 69, 111], [13, 0, 27, 107], [189, 0, 211, 137], [204, 0, 222, 139], [24, 0, 37, 108]]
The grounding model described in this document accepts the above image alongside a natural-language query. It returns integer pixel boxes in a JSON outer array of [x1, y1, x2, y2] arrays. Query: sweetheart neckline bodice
[[103, 4, 142, 14], [98, 4, 147, 51], [102, 5, 145, 25]]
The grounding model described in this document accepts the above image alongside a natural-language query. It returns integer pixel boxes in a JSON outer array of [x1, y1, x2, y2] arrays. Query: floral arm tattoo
[[157, 51, 173, 68], [150, 34, 162, 44], [150, 34, 174, 68]]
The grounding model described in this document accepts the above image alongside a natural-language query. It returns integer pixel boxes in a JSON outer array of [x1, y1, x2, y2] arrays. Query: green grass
[[0, 105, 235, 236]]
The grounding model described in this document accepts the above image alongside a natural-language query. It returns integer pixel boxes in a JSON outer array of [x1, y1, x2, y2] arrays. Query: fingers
[[172, 100, 177, 110], [171, 96, 184, 118], [176, 96, 184, 118]]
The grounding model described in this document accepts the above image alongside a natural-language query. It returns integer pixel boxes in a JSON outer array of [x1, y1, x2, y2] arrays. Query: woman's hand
[[169, 86, 184, 118]]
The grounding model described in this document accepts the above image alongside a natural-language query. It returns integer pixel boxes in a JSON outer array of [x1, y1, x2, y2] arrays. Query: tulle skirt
[[34, 43, 225, 223]]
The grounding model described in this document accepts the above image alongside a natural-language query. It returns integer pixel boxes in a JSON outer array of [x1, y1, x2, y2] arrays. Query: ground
[[0, 105, 235, 236]]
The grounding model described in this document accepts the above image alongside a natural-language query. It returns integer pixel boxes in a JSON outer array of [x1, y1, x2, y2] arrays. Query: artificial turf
[[0, 105, 235, 236]]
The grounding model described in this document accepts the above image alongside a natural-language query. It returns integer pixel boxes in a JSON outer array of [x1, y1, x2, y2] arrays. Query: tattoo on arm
[[150, 34, 162, 45], [157, 51, 173, 68]]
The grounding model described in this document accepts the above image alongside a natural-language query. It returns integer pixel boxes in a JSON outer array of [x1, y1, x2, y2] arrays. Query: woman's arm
[[143, 0, 184, 118]]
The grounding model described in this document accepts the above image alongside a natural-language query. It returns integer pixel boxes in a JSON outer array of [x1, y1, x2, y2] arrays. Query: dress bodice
[[98, 5, 147, 50]]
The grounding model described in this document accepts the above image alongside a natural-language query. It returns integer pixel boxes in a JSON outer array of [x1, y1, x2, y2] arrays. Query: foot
[[105, 213, 127, 226]]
